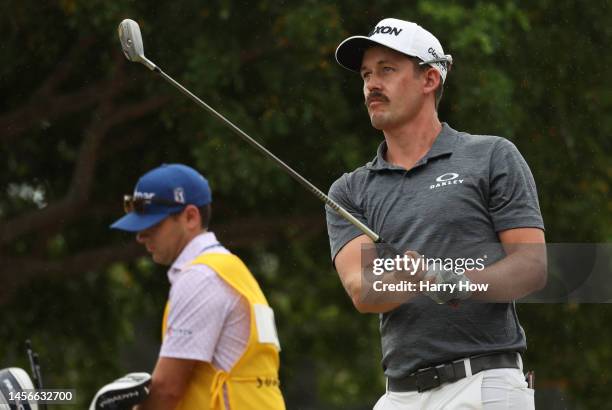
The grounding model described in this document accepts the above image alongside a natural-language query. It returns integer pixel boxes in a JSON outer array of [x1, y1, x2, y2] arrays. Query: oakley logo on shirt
[[430, 173, 464, 189]]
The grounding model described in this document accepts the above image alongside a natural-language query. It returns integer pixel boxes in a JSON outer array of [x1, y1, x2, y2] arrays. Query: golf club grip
[[153, 68, 381, 243]]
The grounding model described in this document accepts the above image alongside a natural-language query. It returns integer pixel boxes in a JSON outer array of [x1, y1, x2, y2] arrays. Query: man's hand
[[134, 357, 196, 410], [422, 266, 472, 304], [394, 250, 428, 281], [335, 236, 426, 313]]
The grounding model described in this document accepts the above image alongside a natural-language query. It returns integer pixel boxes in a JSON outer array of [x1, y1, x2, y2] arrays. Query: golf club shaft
[[152, 66, 381, 243], [26, 341, 48, 410]]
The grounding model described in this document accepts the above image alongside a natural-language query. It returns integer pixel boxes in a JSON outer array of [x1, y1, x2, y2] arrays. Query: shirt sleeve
[[325, 173, 369, 263], [488, 139, 545, 232], [160, 266, 243, 362]]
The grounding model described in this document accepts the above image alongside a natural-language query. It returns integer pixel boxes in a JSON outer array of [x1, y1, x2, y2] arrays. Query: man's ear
[[183, 205, 202, 229], [423, 67, 441, 95]]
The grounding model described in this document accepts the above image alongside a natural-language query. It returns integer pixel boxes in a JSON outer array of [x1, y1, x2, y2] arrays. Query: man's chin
[[151, 254, 171, 266], [370, 121, 384, 130], [369, 114, 389, 130]]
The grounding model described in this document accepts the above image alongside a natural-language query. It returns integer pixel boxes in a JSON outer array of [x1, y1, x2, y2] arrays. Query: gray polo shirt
[[325, 123, 544, 377]]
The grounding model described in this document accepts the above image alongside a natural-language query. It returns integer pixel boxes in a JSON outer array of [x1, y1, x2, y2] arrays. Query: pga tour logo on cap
[[173, 187, 185, 203], [336, 18, 453, 83]]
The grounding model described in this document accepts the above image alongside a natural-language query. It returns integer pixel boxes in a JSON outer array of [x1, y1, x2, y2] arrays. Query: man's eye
[[383, 66, 395, 72], [362, 72, 371, 80]]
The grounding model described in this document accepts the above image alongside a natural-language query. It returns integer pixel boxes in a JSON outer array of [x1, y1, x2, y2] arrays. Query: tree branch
[[0, 83, 107, 143], [105, 95, 171, 129], [0, 36, 101, 143], [0, 214, 326, 304], [0, 61, 169, 244], [33, 36, 96, 99], [0, 242, 146, 305]]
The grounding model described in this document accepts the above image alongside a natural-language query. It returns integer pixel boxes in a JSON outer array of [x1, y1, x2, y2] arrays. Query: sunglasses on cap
[[123, 195, 185, 214]]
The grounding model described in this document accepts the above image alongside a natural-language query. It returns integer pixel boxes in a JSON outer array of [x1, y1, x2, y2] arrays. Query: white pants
[[373, 368, 534, 410]]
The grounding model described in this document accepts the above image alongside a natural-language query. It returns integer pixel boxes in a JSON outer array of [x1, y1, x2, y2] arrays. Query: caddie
[[111, 163, 285, 410], [326, 18, 547, 409]]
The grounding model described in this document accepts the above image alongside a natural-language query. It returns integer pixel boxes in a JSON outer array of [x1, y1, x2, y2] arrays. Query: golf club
[[26, 340, 47, 410], [0, 367, 39, 410], [117, 18, 381, 244], [89, 372, 151, 410]]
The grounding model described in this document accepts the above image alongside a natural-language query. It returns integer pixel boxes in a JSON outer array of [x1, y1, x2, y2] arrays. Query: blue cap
[[110, 164, 212, 232]]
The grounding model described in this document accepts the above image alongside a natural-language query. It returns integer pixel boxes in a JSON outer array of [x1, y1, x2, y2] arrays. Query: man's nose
[[365, 73, 383, 92]]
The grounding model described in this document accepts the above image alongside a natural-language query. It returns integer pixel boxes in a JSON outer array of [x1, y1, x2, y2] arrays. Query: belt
[[387, 352, 520, 393]]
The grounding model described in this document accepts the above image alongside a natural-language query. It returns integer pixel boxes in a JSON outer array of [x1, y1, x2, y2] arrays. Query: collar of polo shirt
[[366, 123, 459, 171]]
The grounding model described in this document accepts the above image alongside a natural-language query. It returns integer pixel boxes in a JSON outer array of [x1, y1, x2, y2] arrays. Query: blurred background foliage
[[0, 0, 610, 408]]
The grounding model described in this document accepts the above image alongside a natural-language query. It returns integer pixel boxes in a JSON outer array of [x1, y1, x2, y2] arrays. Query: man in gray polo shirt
[[326, 18, 547, 409]]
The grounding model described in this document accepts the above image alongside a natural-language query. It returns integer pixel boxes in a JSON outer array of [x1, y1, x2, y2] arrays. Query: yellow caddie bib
[[161, 253, 285, 410]]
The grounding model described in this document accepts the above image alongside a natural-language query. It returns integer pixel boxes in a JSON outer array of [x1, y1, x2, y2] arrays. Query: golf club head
[[89, 372, 151, 410], [118, 19, 144, 61], [118, 19, 157, 70]]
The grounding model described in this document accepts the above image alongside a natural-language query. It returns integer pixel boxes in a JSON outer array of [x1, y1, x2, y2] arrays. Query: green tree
[[1, 1, 610, 408]]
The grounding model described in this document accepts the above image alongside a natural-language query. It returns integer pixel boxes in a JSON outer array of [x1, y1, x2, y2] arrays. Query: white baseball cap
[[336, 18, 453, 83]]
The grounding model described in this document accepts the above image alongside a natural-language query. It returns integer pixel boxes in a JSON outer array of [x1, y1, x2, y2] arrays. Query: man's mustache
[[365, 91, 389, 107]]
